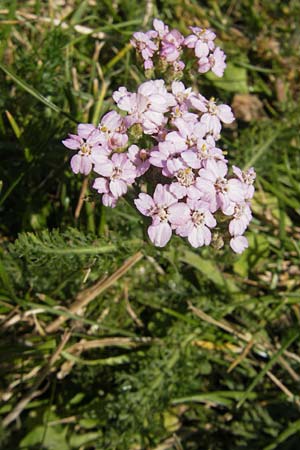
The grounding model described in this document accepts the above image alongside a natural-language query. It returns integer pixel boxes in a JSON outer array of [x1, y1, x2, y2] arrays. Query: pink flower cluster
[[131, 19, 226, 77], [62, 19, 255, 254]]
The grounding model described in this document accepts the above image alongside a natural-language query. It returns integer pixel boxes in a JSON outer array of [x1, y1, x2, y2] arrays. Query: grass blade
[[237, 331, 300, 408], [0, 62, 77, 123]]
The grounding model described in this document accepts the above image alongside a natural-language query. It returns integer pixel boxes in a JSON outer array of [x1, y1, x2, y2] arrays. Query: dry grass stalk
[[45, 251, 143, 333], [2, 330, 71, 428]]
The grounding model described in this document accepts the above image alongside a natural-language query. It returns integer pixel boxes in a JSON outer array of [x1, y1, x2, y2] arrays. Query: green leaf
[[206, 63, 248, 93], [69, 432, 102, 448], [172, 390, 257, 408], [263, 419, 300, 450], [180, 250, 240, 293], [237, 330, 300, 408], [61, 350, 132, 366], [20, 424, 69, 450], [0, 62, 77, 123]]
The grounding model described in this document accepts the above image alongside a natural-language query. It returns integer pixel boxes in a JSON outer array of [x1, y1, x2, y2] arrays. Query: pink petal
[[187, 185, 202, 200], [184, 34, 197, 48], [172, 81, 185, 95], [101, 110, 122, 131], [189, 95, 207, 112], [228, 179, 245, 202], [77, 123, 96, 139], [188, 226, 205, 248], [204, 211, 217, 228], [94, 160, 113, 177], [62, 138, 80, 150], [195, 40, 209, 58], [134, 193, 155, 216], [166, 158, 185, 175], [230, 236, 248, 254], [153, 184, 176, 207], [217, 105, 235, 124], [91, 151, 111, 165], [70, 154, 81, 174], [109, 179, 128, 197], [229, 218, 246, 237], [93, 177, 109, 194], [169, 182, 187, 199], [176, 221, 193, 237], [203, 226, 212, 245], [81, 156, 92, 175], [148, 222, 172, 247], [181, 150, 200, 169], [168, 202, 190, 226], [103, 193, 118, 208]]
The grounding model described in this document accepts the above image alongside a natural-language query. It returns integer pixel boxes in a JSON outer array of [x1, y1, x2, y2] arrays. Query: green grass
[[1, 1, 300, 449]]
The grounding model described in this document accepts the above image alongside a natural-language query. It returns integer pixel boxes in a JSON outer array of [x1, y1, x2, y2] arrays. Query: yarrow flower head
[[62, 18, 256, 254]]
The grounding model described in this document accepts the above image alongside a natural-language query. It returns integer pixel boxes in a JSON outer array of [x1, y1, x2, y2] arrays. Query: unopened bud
[[156, 57, 168, 73], [128, 123, 143, 140], [145, 68, 155, 79], [211, 232, 224, 250], [165, 67, 183, 83]]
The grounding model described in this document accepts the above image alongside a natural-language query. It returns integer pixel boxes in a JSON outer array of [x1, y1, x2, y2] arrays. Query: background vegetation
[[1, 0, 300, 448]]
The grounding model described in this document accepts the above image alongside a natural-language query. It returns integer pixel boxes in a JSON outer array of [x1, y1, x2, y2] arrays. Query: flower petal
[[148, 222, 172, 247]]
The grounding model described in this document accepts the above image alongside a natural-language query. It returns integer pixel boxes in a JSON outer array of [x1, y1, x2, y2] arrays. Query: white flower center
[[195, 28, 207, 39], [149, 205, 169, 222], [111, 167, 122, 179], [209, 55, 215, 67], [197, 143, 208, 159], [139, 149, 149, 161], [192, 210, 205, 226], [242, 170, 255, 185], [207, 99, 217, 114], [215, 177, 228, 193], [234, 204, 245, 219], [80, 143, 91, 155], [186, 136, 196, 147], [176, 168, 195, 187], [157, 207, 169, 221]]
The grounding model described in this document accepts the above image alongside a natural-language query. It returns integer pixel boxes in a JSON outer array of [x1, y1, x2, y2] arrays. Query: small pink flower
[[171, 81, 193, 106], [184, 27, 216, 58], [190, 96, 234, 138], [182, 135, 225, 169], [176, 199, 216, 248], [94, 153, 136, 198], [228, 203, 252, 236], [230, 235, 249, 254], [62, 125, 105, 175], [169, 168, 201, 200], [93, 178, 118, 208], [161, 29, 184, 63], [150, 140, 186, 177], [134, 184, 190, 247], [172, 117, 207, 149], [196, 160, 244, 213], [113, 80, 175, 135], [131, 31, 158, 62], [209, 47, 226, 77], [232, 166, 256, 200], [197, 56, 212, 74], [128, 144, 151, 177], [97, 110, 128, 150], [153, 19, 169, 38]]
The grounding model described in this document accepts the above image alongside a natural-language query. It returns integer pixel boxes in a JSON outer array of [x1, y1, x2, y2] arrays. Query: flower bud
[[128, 123, 143, 140], [145, 67, 155, 79], [211, 232, 224, 250]]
